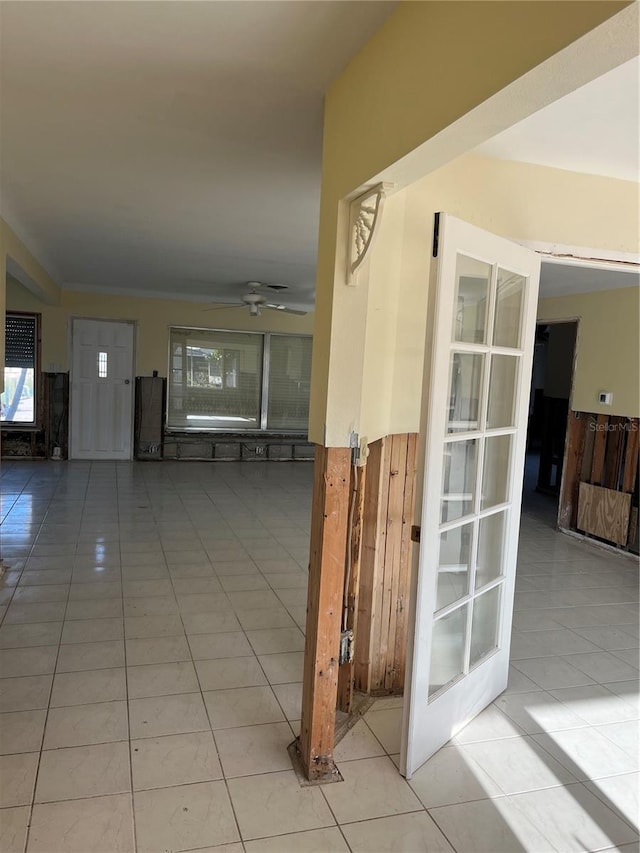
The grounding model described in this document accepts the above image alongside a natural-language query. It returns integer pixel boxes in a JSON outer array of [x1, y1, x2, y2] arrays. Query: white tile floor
[[0, 460, 637, 853]]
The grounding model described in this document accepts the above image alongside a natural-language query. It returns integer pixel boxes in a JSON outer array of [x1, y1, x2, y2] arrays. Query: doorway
[[524, 320, 578, 521], [70, 318, 135, 460]]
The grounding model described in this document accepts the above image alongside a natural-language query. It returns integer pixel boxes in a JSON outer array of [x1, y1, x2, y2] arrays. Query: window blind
[[168, 328, 263, 430], [267, 335, 312, 431], [5, 315, 36, 368]]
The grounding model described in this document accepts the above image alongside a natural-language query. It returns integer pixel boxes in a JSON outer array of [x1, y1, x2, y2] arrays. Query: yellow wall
[[322, 1, 630, 202], [5, 279, 314, 377], [538, 287, 639, 418], [1, 217, 61, 389], [0, 253, 5, 384], [351, 155, 639, 443], [310, 1, 633, 445]]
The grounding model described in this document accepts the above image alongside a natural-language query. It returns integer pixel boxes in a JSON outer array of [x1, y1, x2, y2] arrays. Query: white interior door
[[401, 214, 541, 779], [71, 319, 135, 460]]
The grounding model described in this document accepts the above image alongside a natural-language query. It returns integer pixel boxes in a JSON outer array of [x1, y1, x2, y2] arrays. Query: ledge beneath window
[[139, 429, 314, 461]]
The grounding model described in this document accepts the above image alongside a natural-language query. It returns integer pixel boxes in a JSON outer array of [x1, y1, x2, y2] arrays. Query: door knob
[[124, 379, 130, 385]]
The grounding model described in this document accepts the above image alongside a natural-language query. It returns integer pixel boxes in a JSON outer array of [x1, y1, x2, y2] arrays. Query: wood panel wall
[[354, 433, 418, 696], [559, 411, 639, 548]]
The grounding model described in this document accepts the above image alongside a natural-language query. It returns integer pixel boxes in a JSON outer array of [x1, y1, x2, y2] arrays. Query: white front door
[[70, 319, 135, 460], [401, 214, 541, 779]]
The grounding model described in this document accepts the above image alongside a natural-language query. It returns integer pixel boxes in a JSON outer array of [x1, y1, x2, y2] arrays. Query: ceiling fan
[[204, 282, 307, 316]]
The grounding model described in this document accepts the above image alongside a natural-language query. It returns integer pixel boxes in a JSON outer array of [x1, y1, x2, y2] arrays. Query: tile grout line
[[115, 464, 141, 853], [166, 471, 245, 850], [22, 462, 88, 853]]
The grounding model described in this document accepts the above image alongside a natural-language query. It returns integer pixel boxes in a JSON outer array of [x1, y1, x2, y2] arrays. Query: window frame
[[166, 326, 312, 434], [1, 311, 41, 430]]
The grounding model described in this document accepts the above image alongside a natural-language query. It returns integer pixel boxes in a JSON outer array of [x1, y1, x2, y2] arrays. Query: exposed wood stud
[[297, 445, 351, 782], [628, 506, 639, 547], [337, 463, 366, 714], [354, 438, 384, 694], [558, 412, 587, 531], [604, 416, 625, 490], [622, 424, 639, 493], [590, 414, 608, 485]]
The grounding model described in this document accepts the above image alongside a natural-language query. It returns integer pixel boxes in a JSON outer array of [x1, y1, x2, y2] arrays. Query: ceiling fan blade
[[264, 304, 307, 316], [202, 304, 244, 312]]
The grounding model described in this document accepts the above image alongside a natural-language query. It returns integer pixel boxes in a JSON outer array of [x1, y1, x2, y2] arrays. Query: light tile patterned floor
[[0, 460, 638, 853]]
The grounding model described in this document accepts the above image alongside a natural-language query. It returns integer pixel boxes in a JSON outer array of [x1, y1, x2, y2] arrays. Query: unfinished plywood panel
[[577, 482, 632, 546], [297, 445, 351, 782], [354, 433, 418, 696]]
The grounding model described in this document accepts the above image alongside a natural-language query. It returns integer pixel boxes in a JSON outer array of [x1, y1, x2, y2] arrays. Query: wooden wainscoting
[[354, 433, 418, 696], [297, 436, 418, 781], [559, 411, 639, 548]]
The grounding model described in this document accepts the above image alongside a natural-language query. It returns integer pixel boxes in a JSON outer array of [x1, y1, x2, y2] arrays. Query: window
[[267, 334, 312, 430], [97, 352, 108, 378], [168, 327, 311, 432], [1, 313, 39, 427]]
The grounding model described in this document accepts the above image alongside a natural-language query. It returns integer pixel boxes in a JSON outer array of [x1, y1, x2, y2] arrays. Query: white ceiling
[[476, 57, 639, 183], [539, 260, 639, 299], [483, 55, 639, 299], [1, 5, 637, 310], [0, 1, 396, 311]]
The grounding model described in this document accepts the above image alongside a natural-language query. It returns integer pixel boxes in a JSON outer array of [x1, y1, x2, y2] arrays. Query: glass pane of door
[[470, 586, 501, 668], [441, 439, 477, 523], [494, 269, 525, 348], [429, 605, 467, 697], [481, 434, 512, 510], [453, 256, 491, 343], [436, 522, 473, 610], [476, 510, 507, 590], [447, 353, 483, 433], [487, 355, 519, 429]]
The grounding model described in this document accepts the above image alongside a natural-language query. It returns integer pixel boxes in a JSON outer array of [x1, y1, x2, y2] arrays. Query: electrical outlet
[[339, 629, 354, 665]]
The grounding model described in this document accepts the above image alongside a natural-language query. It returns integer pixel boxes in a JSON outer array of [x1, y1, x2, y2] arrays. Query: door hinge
[[432, 212, 440, 258], [410, 525, 421, 543]]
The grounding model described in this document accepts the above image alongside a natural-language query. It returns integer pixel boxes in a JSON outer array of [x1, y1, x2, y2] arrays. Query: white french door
[[401, 214, 541, 779], [70, 319, 135, 460]]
